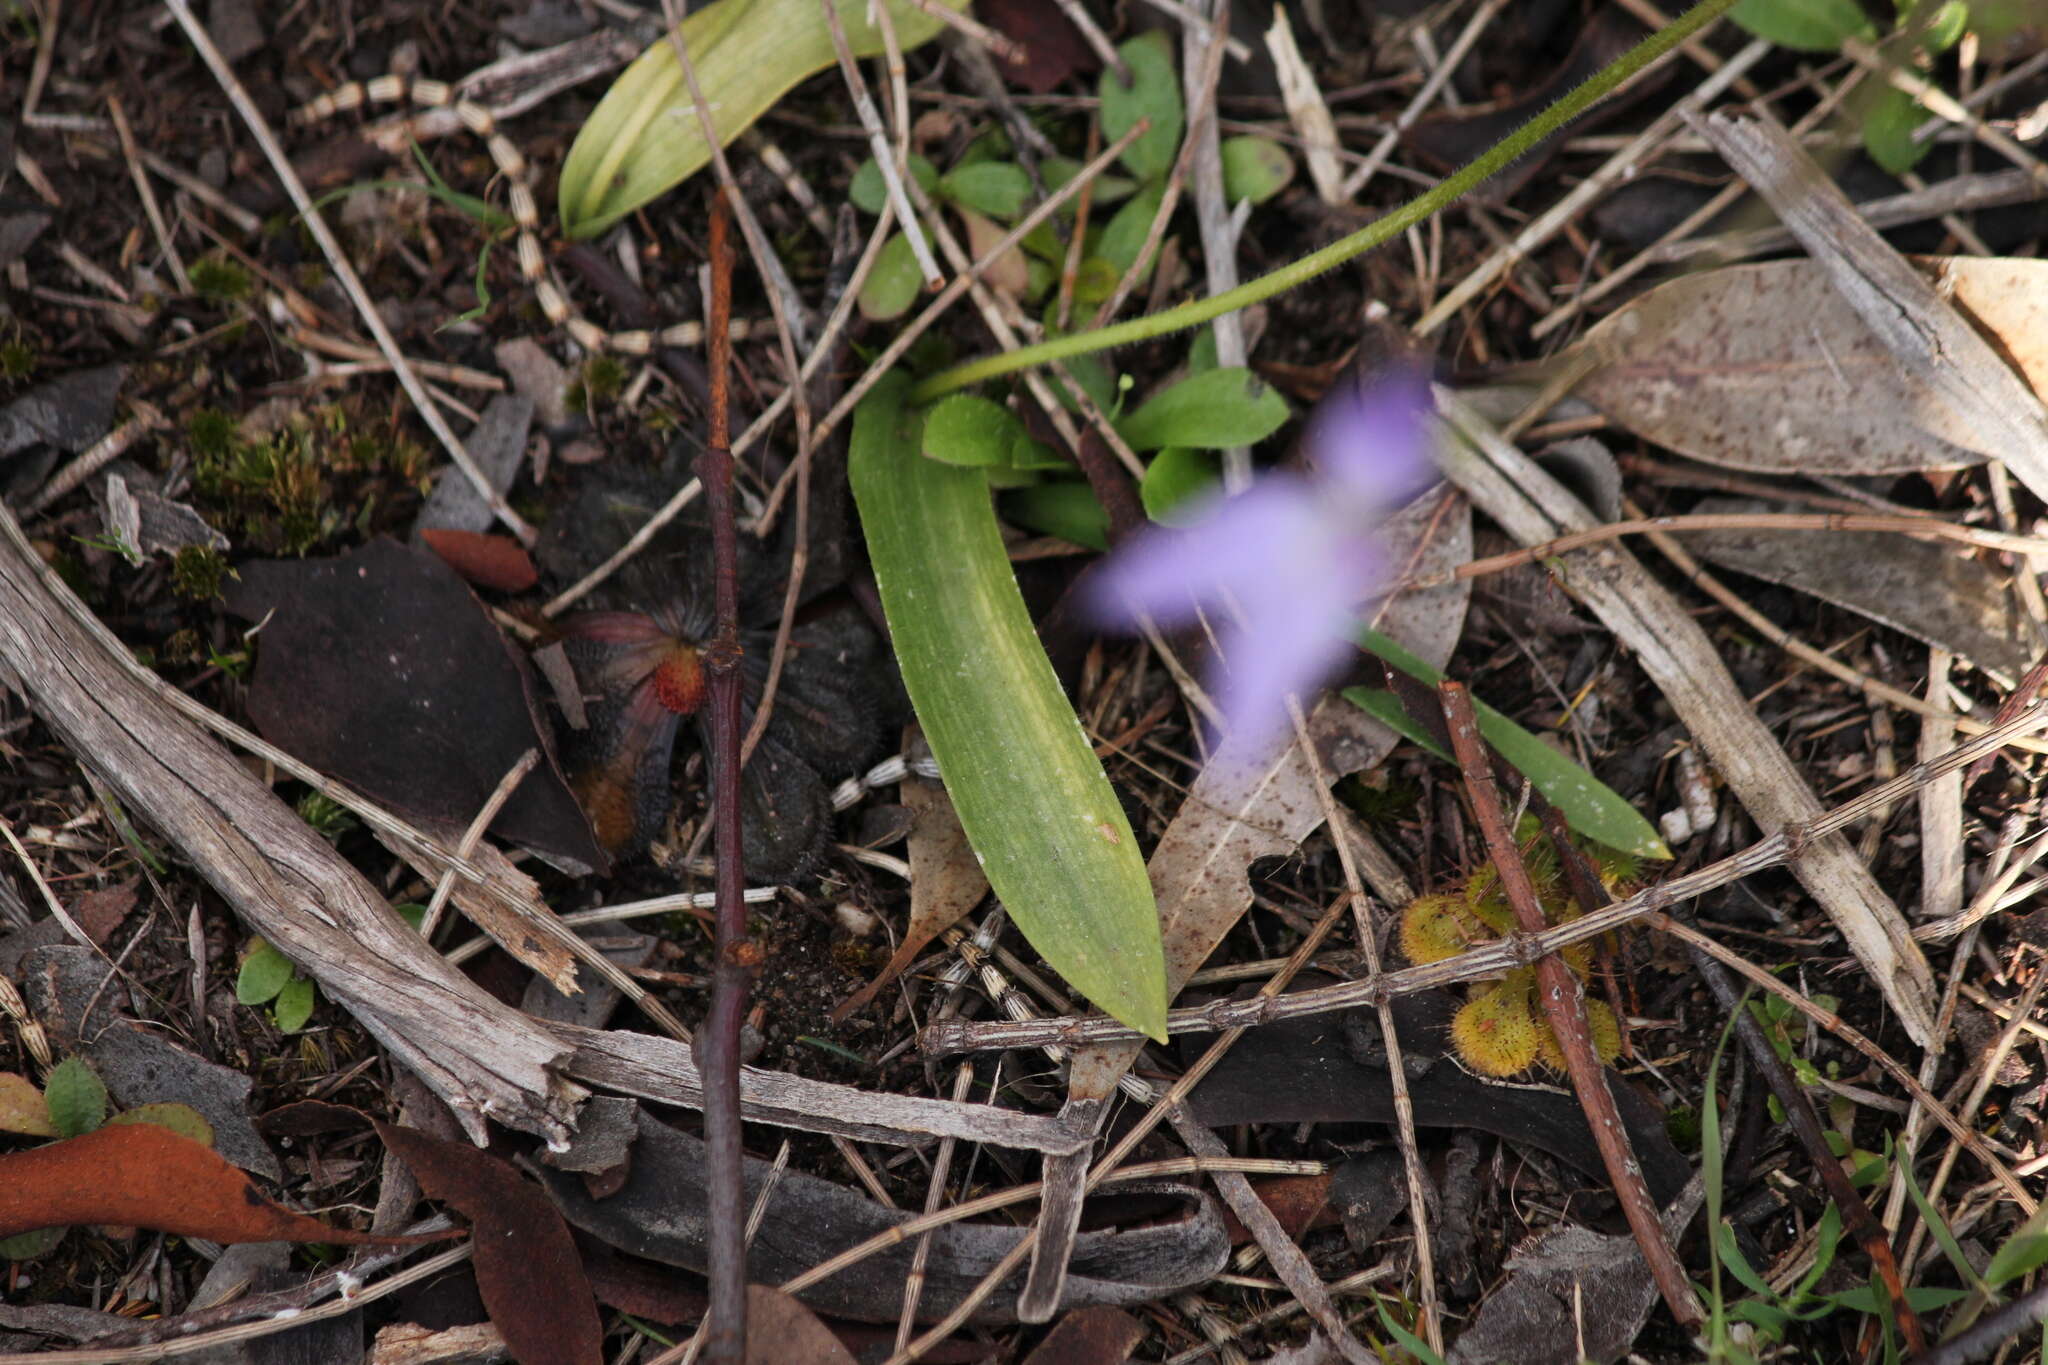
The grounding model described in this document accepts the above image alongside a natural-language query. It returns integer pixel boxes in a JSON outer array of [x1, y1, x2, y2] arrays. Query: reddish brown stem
[[1438, 680, 1701, 1331], [697, 187, 752, 1365]]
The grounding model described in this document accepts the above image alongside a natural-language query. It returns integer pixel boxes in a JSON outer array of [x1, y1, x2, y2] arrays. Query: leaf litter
[[4, 2, 2048, 1362]]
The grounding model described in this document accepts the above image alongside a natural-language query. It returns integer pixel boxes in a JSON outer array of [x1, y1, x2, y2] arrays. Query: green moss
[[188, 254, 253, 303], [582, 355, 627, 403], [0, 339, 37, 380], [171, 545, 228, 600], [187, 408, 239, 461]]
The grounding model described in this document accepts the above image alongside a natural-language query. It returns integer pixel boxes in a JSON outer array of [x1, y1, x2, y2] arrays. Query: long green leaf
[[559, 0, 962, 239], [1350, 627, 1671, 860], [851, 375, 1167, 1039]]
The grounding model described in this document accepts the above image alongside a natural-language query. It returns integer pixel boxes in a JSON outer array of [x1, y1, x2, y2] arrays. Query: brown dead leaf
[[832, 728, 988, 1022], [69, 880, 136, 946], [0, 1124, 410, 1244], [375, 1121, 603, 1365], [420, 528, 540, 592], [1568, 257, 2048, 475], [744, 1285, 860, 1365], [0, 1072, 55, 1137], [1020, 1306, 1145, 1365]]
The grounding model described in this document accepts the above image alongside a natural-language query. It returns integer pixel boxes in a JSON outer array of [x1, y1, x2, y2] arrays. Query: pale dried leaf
[[1571, 257, 2048, 475]]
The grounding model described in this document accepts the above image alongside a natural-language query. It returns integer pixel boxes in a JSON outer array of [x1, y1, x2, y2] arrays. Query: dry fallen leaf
[[0, 1124, 412, 1245], [744, 1286, 860, 1365], [375, 1121, 603, 1365], [0, 1072, 55, 1138], [832, 728, 988, 1022], [1566, 257, 2048, 475]]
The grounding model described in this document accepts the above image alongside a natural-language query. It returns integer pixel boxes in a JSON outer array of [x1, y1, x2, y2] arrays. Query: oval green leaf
[[44, 1057, 107, 1139], [1140, 447, 1222, 524], [272, 976, 317, 1034], [858, 234, 925, 321], [1730, 0, 1876, 50], [923, 394, 1028, 468], [559, 0, 962, 239], [1002, 481, 1110, 551], [1115, 367, 1290, 452], [940, 161, 1032, 221], [1099, 31, 1183, 183], [236, 940, 293, 1006], [852, 375, 1166, 1038], [1220, 135, 1295, 205], [851, 154, 939, 216]]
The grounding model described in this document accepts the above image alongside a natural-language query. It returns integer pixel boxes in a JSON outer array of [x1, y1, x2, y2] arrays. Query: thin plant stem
[[909, 0, 1744, 400], [1440, 681, 1702, 1329], [696, 188, 753, 1365]]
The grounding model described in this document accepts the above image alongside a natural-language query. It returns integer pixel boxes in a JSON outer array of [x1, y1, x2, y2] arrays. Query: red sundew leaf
[[420, 528, 540, 592], [0, 1124, 417, 1245], [375, 1122, 603, 1365]]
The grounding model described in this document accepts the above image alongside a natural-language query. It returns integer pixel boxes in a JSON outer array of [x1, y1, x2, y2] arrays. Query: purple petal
[[1085, 476, 1322, 630], [1208, 574, 1364, 748], [1307, 368, 1437, 510]]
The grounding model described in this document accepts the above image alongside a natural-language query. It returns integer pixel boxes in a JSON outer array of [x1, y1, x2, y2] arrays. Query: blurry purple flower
[[1086, 369, 1436, 749]]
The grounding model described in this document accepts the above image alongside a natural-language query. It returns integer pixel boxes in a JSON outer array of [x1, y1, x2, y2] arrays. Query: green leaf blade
[[559, 0, 961, 239], [1099, 31, 1184, 182], [1351, 628, 1672, 860], [1730, 0, 1877, 50], [43, 1057, 107, 1139], [852, 375, 1167, 1039], [1116, 367, 1289, 452]]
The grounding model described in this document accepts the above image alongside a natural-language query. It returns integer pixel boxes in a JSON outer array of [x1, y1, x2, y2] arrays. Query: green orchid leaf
[[272, 976, 317, 1034], [850, 154, 939, 216], [852, 374, 1167, 1038], [1730, 0, 1877, 50], [1140, 447, 1222, 523], [1099, 31, 1184, 182], [1002, 481, 1110, 551], [1220, 135, 1295, 205], [1350, 628, 1672, 860], [235, 940, 294, 1007], [1861, 86, 1932, 174], [559, 0, 963, 239], [1115, 367, 1289, 452], [922, 394, 1028, 468], [940, 161, 1032, 221], [1094, 184, 1166, 281], [858, 234, 925, 321], [43, 1057, 107, 1139]]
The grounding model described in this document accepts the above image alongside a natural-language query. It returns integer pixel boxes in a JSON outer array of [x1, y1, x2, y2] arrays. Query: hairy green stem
[[911, 0, 1743, 402]]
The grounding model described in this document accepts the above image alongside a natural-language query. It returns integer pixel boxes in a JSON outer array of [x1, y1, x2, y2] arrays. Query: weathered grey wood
[[0, 503, 583, 1145]]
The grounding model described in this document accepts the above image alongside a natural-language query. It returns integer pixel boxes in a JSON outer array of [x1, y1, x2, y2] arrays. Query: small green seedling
[[239, 903, 425, 1033]]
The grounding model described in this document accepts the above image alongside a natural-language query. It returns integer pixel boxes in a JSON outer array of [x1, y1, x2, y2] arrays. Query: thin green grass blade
[[850, 375, 1168, 1039], [1352, 627, 1671, 860]]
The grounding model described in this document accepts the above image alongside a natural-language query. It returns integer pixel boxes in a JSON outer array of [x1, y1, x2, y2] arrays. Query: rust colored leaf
[[375, 1121, 603, 1365], [1219, 1173, 1334, 1246], [744, 1285, 859, 1365], [0, 1124, 401, 1244], [832, 729, 988, 1022], [421, 528, 541, 592], [0, 1072, 55, 1138], [1568, 257, 2048, 476], [69, 880, 137, 946], [1020, 1306, 1145, 1364]]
